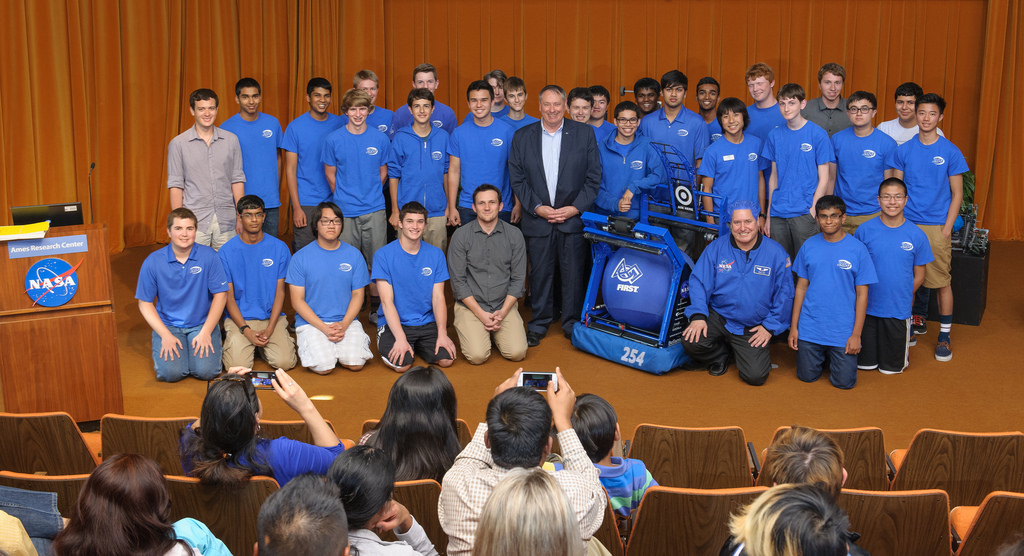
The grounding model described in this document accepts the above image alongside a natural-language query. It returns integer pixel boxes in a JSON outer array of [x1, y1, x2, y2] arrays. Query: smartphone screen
[[521, 372, 554, 391], [251, 371, 276, 390]]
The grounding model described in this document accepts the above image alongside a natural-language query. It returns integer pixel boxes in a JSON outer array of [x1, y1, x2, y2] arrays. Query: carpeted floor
[[106, 240, 1023, 454]]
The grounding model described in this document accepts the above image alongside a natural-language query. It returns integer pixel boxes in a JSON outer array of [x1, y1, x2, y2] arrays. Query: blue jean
[[796, 339, 858, 389], [152, 324, 223, 382], [0, 485, 63, 555], [262, 207, 280, 237]]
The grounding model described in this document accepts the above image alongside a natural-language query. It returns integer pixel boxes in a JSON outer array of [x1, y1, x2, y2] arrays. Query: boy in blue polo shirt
[[571, 394, 658, 519], [221, 78, 284, 237], [588, 85, 616, 144], [763, 83, 835, 260], [286, 202, 373, 374], [696, 77, 722, 143], [831, 91, 898, 234], [322, 90, 391, 268], [854, 178, 934, 374], [790, 196, 877, 389], [372, 202, 456, 372], [888, 93, 968, 361], [282, 77, 344, 251], [388, 88, 450, 251], [218, 195, 296, 371], [500, 77, 539, 132], [447, 80, 518, 226], [353, 69, 395, 138], [698, 97, 768, 223], [638, 70, 710, 169], [136, 208, 229, 382]]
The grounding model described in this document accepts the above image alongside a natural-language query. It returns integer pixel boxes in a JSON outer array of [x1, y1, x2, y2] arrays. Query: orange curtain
[[2, 0, 1018, 249], [975, 0, 1023, 240]]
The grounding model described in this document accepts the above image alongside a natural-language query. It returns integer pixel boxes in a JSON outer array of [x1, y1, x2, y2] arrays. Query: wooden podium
[[0, 224, 123, 420]]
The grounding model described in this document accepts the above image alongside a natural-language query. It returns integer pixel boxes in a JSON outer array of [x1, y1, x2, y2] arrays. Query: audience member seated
[[180, 368, 344, 487], [439, 368, 606, 556], [360, 366, 461, 483], [724, 483, 854, 556], [0, 485, 65, 555], [999, 537, 1024, 556], [256, 473, 349, 556], [722, 426, 868, 556], [571, 393, 657, 519], [327, 445, 439, 555], [473, 467, 585, 556], [53, 453, 230, 556]]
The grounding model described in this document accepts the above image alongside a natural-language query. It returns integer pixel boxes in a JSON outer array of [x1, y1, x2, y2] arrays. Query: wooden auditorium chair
[[0, 411, 99, 475], [628, 424, 759, 488], [950, 491, 1024, 556], [100, 414, 197, 474], [889, 429, 1024, 507], [625, 485, 767, 556], [374, 479, 448, 551], [164, 474, 279, 556], [839, 488, 952, 556]]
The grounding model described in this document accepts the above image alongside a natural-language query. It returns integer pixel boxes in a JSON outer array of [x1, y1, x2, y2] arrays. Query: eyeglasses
[[241, 211, 265, 220], [616, 117, 639, 125], [319, 218, 342, 226], [847, 106, 875, 114], [879, 194, 906, 201], [817, 213, 845, 221]]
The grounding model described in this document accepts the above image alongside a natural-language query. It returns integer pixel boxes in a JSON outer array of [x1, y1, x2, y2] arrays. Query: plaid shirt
[[438, 423, 606, 556]]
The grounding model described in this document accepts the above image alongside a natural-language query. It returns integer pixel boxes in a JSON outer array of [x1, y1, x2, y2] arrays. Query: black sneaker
[[708, 358, 729, 377], [911, 315, 927, 335]]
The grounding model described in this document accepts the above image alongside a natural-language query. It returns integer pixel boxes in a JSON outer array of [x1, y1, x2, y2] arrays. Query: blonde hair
[[730, 484, 849, 556], [473, 468, 584, 556]]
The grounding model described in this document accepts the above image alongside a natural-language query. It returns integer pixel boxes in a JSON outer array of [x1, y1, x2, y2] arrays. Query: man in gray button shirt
[[168, 88, 246, 250], [801, 63, 852, 137], [447, 184, 527, 364]]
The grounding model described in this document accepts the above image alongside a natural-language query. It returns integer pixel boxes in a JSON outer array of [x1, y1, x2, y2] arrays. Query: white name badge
[[723, 154, 735, 161]]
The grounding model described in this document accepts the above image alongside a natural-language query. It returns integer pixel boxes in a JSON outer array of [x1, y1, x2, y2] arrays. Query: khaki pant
[[222, 317, 298, 370], [453, 302, 527, 364], [423, 215, 448, 252], [196, 213, 236, 251], [842, 212, 879, 235]]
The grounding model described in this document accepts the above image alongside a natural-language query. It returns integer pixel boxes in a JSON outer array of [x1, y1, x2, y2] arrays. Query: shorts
[[377, 322, 454, 369], [858, 315, 910, 374], [341, 210, 387, 272], [919, 225, 952, 288], [295, 321, 372, 373]]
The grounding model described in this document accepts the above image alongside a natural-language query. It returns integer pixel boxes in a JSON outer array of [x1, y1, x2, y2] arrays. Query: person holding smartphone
[[179, 367, 345, 487]]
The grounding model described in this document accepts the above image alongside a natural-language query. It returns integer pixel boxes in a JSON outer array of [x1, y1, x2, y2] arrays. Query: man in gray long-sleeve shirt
[[168, 88, 246, 250], [447, 184, 527, 364]]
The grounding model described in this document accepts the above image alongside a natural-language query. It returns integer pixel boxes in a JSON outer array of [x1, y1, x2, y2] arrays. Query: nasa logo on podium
[[24, 257, 82, 307]]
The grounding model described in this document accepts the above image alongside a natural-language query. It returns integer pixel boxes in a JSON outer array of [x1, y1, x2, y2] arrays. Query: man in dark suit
[[509, 85, 602, 347]]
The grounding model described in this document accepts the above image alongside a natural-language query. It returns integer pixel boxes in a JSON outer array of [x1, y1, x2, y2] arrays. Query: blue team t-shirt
[[447, 118, 515, 208], [221, 113, 284, 208], [285, 241, 370, 327], [281, 112, 344, 206], [831, 128, 898, 216], [136, 244, 229, 329], [697, 134, 767, 213], [371, 240, 449, 328], [638, 107, 709, 167], [500, 113, 540, 131], [321, 126, 391, 216], [746, 102, 787, 143], [391, 101, 458, 135], [763, 122, 835, 218], [593, 120, 616, 144], [387, 127, 450, 218], [707, 118, 723, 144], [854, 218, 934, 319], [217, 234, 291, 321], [793, 234, 877, 347], [888, 136, 969, 225]]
